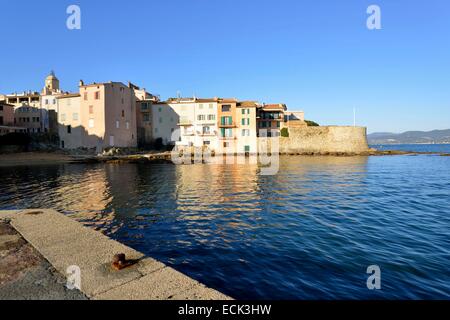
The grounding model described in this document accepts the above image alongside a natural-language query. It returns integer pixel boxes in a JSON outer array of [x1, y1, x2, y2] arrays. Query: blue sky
[[0, 0, 449, 133]]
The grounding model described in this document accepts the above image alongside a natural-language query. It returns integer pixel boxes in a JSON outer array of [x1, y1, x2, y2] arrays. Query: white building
[[152, 97, 220, 151], [57, 94, 82, 149]]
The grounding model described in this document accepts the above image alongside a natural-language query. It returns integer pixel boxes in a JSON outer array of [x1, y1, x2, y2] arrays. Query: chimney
[[79, 80, 84, 87]]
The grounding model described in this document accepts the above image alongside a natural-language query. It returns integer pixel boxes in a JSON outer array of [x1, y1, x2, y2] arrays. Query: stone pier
[[0, 209, 231, 300]]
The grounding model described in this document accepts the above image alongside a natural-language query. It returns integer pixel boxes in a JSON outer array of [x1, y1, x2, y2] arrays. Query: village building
[[0, 101, 25, 135], [80, 81, 137, 149], [256, 103, 287, 137], [133, 85, 160, 147], [236, 101, 258, 154], [57, 93, 82, 149]]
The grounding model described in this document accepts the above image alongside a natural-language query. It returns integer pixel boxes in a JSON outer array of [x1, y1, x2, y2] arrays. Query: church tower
[[45, 71, 60, 92]]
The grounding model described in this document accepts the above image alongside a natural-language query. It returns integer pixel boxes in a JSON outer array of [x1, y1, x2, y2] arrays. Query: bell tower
[[45, 71, 60, 92]]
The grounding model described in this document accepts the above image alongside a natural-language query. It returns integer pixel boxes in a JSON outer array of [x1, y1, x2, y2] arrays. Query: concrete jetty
[[0, 209, 232, 300]]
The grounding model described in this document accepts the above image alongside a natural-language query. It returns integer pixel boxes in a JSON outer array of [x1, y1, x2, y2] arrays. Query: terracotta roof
[[57, 93, 81, 99], [261, 103, 287, 111], [237, 101, 259, 107], [196, 98, 219, 103], [164, 97, 237, 104], [79, 81, 127, 88], [217, 98, 237, 103]]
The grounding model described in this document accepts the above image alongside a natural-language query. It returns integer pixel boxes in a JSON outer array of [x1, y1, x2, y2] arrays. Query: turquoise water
[[1, 150, 450, 299]]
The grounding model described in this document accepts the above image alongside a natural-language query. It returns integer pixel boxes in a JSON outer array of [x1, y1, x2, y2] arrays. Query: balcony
[[258, 116, 283, 120], [198, 120, 217, 125], [218, 122, 237, 128], [198, 131, 217, 136], [178, 120, 193, 126], [219, 136, 236, 140]]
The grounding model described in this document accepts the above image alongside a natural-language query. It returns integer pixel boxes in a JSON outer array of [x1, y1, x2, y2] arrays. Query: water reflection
[[1, 155, 450, 299]]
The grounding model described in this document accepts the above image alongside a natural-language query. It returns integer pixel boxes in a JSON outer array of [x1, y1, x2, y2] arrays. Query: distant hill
[[368, 129, 450, 144]]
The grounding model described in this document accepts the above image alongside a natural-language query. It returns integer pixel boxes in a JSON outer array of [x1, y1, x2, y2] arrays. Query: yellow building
[[236, 101, 258, 154]]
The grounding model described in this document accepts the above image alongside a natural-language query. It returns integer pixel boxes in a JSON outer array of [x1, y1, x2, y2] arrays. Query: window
[[220, 116, 233, 125], [53, 99, 56, 104], [159, 117, 162, 123], [88, 119, 94, 128], [89, 105, 93, 114], [198, 115, 206, 121], [207, 115, 215, 121], [199, 104, 204, 109], [204, 141, 210, 145], [73, 113, 79, 121], [221, 105, 231, 112], [0, 106, 3, 111], [221, 128, 233, 137], [121, 110, 125, 117], [141, 102, 148, 110], [126, 121, 130, 130], [247, 109, 250, 114], [143, 113, 150, 122], [209, 104, 213, 109], [242, 109, 245, 115], [241, 129, 250, 136], [0, 116, 3, 125], [241, 118, 245, 125], [67, 125, 71, 134], [203, 126, 210, 134], [116, 120, 120, 129], [247, 118, 250, 125], [45, 99, 49, 105], [223, 142, 230, 147], [95, 91, 100, 100]]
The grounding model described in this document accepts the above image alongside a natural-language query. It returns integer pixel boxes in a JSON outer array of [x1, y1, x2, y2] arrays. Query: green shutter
[[221, 128, 225, 137]]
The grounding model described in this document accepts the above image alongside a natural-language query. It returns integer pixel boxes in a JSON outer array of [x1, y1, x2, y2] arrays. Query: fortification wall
[[279, 126, 369, 154]]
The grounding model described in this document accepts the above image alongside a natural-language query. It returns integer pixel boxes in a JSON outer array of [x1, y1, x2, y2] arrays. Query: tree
[[280, 127, 289, 137]]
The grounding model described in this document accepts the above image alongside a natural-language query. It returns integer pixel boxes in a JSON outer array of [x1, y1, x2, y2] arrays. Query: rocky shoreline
[[1, 149, 448, 167]]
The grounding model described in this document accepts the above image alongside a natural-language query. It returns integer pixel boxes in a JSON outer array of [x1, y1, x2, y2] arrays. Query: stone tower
[[45, 71, 60, 92]]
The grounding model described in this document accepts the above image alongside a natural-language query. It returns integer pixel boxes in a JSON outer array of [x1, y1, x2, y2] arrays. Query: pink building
[[0, 102, 14, 126], [79, 81, 137, 149]]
